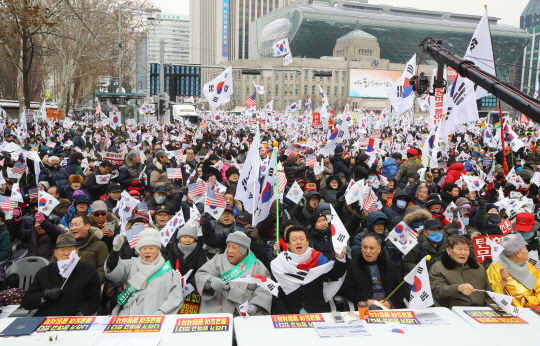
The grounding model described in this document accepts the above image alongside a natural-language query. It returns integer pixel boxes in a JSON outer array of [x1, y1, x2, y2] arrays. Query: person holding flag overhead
[[195, 232, 272, 315], [429, 235, 494, 309], [21, 233, 102, 316], [105, 229, 184, 315]]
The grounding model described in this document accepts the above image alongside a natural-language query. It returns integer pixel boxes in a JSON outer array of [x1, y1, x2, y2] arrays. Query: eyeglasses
[[92, 212, 107, 217]]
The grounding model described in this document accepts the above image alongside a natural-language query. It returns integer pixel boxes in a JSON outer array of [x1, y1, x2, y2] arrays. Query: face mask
[[487, 214, 501, 224], [396, 200, 407, 209], [155, 196, 166, 205], [234, 225, 246, 233], [326, 215, 332, 223], [522, 230, 535, 241], [463, 218, 469, 226], [427, 231, 443, 243]]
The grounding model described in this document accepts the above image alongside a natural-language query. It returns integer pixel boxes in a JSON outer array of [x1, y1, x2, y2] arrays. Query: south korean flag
[[38, 190, 60, 217], [404, 257, 433, 308], [203, 66, 233, 111]]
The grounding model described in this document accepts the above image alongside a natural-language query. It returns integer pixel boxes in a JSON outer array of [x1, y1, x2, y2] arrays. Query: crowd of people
[[0, 113, 539, 318]]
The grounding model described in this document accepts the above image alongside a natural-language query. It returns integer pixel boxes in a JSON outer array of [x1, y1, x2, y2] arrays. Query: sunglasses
[[92, 212, 107, 217]]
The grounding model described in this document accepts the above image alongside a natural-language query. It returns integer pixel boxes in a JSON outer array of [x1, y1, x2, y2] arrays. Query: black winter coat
[[21, 262, 101, 316], [282, 161, 308, 187], [354, 162, 370, 181], [165, 240, 207, 287], [309, 227, 336, 261], [382, 190, 410, 230], [330, 156, 353, 178], [342, 253, 405, 308], [84, 167, 108, 202]]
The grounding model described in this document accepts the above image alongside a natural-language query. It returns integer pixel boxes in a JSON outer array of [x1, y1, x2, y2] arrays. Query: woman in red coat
[[442, 159, 467, 189]]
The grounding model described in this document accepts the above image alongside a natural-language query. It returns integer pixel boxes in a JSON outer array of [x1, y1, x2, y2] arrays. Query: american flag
[[206, 186, 226, 208], [437, 176, 446, 187], [284, 146, 295, 156], [12, 162, 26, 175], [28, 188, 38, 199], [380, 175, 388, 186], [137, 202, 148, 212], [371, 129, 381, 139], [409, 228, 419, 239], [488, 172, 494, 185], [306, 154, 317, 167], [244, 92, 257, 108], [167, 168, 183, 179], [46, 141, 56, 149], [174, 149, 184, 162], [363, 187, 379, 212], [0, 196, 17, 211], [356, 137, 369, 146], [126, 224, 146, 249], [277, 172, 287, 194], [188, 181, 206, 197]]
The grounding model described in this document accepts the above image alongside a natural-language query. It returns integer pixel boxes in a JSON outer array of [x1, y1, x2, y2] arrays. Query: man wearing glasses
[[89, 201, 120, 253]]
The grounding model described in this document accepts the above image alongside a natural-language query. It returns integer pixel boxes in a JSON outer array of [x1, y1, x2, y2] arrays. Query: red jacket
[[443, 162, 467, 188]]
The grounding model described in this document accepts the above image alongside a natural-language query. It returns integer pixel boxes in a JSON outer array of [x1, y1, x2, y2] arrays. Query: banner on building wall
[[349, 69, 401, 98]]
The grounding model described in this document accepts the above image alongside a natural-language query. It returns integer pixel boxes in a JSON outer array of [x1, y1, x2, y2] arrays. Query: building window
[[285, 73, 288, 79], [312, 85, 315, 94], [295, 85, 298, 95], [342, 87, 345, 97], [304, 85, 307, 94], [334, 86, 338, 96], [275, 85, 279, 94], [481, 95, 497, 108], [335, 73, 338, 82], [305, 72, 308, 80], [285, 85, 288, 95], [342, 71, 346, 82], [327, 86, 330, 95]]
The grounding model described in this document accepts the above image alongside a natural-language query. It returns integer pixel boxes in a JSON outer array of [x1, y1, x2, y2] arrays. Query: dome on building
[[336, 29, 377, 43]]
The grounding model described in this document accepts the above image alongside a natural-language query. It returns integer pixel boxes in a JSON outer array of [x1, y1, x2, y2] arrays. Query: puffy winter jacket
[[39, 165, 70, 195], [381, 158, 400, 180], [282, 161, 308, 187], [443, 162, 467, 188]]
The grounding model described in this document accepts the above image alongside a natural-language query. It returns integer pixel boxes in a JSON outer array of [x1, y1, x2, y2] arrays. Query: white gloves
[[210, 277, 230, 291], [112, 234, 124, 252]]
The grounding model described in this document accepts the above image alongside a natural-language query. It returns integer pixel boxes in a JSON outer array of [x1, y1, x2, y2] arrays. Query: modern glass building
[[149, 64, 200, 99], [249, 2, 530, 79], [520, 0, 540, 95]]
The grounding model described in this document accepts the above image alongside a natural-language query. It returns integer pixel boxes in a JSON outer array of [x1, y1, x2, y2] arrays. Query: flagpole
[[252, 118, 260, 225], [382, 255, 431, 304], [273, 141, 280, 254]]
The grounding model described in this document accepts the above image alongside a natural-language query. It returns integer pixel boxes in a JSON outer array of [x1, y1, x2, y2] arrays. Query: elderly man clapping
[[195, 232, 272, 316]]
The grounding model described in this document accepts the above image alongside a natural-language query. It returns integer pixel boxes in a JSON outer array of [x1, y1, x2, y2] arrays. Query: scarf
[[498, 254, 537, 290], [178, 243, 197, 259], [129, 254, 165, 290], [271, 247, 335, 297]]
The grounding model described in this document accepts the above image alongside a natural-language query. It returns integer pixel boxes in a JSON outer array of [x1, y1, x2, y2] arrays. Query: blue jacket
[[463, 158, 476, 173], [39, 164, 70, 195], [61, 205, 91, 228], [381, 158, 400, 179]]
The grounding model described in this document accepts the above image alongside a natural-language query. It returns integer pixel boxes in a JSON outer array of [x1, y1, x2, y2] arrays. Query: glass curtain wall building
[[150, 64, 200, 99], [249, 3, 529, 79], [520, 0, 540, 95]]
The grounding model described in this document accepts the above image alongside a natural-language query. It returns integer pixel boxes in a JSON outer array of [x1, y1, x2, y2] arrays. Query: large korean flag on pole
[[464, 10, 496, 100], [203, 66, 233, 111], [388, 54, 416, 116]]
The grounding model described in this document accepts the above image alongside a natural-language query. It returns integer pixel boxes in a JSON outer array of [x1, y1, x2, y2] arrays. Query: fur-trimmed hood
[[403, 208, 432, 225], [153, 157, 164, 171], [440, 251, 479, 270]]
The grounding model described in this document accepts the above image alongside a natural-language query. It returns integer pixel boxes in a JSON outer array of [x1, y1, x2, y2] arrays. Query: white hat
[[136, 229, 161, 250]]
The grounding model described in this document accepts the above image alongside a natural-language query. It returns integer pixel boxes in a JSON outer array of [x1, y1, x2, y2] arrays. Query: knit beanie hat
[[226, 231, 251, 255], [501, 234, 528, 256], [225, 166, 240, 179], [309, 211, 327, 230], [136, 229, 162, 250], [176, 223, 198, 240]]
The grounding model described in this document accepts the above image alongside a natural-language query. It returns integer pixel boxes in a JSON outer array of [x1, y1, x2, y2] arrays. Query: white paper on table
[[90, 316, 112, 331], [413, 312, 451, 327], [313, 322, 371, 338]]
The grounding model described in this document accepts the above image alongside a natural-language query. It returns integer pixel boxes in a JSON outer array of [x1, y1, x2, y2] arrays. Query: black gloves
[[43, 288, 65, 301]]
